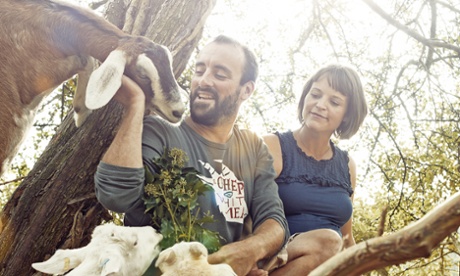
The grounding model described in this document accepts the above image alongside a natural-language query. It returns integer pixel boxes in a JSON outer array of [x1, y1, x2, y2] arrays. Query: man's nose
[[197, 71, 213, 87]]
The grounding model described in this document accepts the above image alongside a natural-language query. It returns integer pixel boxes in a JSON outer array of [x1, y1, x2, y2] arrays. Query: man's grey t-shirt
[[95, 115, 289, 245]]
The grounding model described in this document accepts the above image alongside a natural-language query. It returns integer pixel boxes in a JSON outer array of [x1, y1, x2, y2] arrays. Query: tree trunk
[[0, 0, 216, 275]]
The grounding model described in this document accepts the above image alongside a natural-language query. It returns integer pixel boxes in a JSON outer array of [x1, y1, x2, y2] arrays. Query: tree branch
[[310, 191, 460, 275], [361, 0, 460, 55], [0, 177, 25, 187], [434, 0, 460, 14]]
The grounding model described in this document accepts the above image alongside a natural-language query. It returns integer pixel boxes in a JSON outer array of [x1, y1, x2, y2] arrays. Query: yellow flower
[[144, 183, 158, 196], [169, 147, 188, 167], [160, 170, 172, 186]]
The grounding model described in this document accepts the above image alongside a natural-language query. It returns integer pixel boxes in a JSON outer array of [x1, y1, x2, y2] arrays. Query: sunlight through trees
[[1, 0, 459, 274]]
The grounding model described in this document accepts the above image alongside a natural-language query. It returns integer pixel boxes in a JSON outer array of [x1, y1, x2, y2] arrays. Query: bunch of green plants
[[143, 147, 221, 253]]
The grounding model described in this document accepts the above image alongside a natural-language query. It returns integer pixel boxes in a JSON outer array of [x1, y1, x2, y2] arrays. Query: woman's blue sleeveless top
[[275, 131, 353, 236]]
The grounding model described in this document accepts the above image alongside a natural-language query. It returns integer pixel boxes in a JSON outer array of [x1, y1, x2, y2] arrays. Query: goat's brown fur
[[0, 0, 185, 176]]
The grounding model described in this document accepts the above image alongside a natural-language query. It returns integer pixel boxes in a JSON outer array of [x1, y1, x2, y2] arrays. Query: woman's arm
[[341, 156, 357, 248], [262, 134, 282, 177]]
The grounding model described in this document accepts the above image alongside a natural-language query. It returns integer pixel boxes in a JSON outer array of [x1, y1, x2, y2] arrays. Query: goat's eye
[[138, 73, 149, 80], [133, 241, 138, 246], [136, 68, 149, 80]]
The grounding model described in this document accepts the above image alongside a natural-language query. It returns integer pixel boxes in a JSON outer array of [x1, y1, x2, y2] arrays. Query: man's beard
[[190, 87, 241, 126]]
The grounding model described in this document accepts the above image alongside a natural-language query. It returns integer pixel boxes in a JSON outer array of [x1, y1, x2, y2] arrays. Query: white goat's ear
[[189, 242, 207, 259], [155, 248, 176, 267], [100, 255, 123, 275], [85, 50, 127, 110], [31, 248, 84, 274]]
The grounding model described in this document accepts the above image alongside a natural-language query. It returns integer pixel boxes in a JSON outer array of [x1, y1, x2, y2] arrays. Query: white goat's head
[[156, 241, 236, 276], [32, 224, 162, 276]]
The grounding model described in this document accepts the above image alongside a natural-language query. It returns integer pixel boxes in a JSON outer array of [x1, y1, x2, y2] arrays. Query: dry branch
[[361, 0, 460, 55], [310, 191, 460, 275]]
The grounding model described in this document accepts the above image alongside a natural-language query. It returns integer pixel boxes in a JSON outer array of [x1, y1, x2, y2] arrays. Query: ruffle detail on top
[[275, 131, 354, 197], [276, 174, 353, 196]]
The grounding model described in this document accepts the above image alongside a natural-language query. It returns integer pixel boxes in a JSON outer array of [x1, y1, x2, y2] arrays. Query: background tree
[[1, 0, 459, 274], [0, 0, 216, 275]]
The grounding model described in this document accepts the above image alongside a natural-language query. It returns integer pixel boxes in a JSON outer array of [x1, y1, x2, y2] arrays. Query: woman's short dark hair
[[297, 64, 368, 139], [212, 35, 259, 85]]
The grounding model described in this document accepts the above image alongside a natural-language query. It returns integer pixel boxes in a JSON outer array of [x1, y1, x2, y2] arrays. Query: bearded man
[[94, 35, 289, 276]]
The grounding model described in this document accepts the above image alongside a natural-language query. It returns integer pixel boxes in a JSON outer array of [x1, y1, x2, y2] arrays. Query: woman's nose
[[315, 98, 327, 109]]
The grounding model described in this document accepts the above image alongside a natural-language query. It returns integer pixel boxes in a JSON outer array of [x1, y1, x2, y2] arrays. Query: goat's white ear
[[85, 50, 127, 110], [31, 248, 84, 274], [155, 248, 176, 267], [100, 255, 123, 275], [189, 242, 207, 259]]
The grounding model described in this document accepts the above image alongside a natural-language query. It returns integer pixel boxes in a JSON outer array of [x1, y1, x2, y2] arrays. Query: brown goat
[[0, 0, 186, 176]]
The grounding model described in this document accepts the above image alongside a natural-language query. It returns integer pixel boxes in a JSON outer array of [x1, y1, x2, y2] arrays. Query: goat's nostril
[[172, 110, 183, 118]]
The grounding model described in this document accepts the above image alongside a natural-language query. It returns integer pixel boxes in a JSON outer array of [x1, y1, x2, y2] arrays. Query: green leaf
[[143, 147, 222, 253]]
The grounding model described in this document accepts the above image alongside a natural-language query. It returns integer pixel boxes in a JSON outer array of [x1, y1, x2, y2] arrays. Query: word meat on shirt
[[199, 160, 248, 224]]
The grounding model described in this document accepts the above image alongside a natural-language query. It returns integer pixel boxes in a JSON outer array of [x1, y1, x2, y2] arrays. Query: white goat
[[156, 241, 237, 276], [0, 0, 186, 176], [32, 223, 163, 276]]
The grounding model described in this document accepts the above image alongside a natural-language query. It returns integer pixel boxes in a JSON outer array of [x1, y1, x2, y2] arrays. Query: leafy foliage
[[143, 147, 221, 253]]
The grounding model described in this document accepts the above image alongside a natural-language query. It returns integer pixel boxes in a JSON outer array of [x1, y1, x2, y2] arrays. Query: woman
[[264, 64, 368, 275]]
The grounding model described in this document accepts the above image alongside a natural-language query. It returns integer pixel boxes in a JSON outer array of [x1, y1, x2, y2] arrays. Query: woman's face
[[302, 75, 348, 135]]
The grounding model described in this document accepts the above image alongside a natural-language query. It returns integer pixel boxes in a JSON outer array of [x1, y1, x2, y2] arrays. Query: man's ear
[[240, 81, 255, 101]]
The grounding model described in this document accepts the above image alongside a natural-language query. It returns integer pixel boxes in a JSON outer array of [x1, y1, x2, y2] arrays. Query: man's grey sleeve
[[251, 138, 290, 245], [94, 162, 145, 213]]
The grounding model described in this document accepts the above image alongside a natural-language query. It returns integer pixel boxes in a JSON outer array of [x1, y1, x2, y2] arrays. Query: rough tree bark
[[310, 191, 460, 275], [0, 0, 216, 275]]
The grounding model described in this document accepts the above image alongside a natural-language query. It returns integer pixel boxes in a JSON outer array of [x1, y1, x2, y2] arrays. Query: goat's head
[[85, 37, 186, 123], [32, 224, 163, 275], [155, 241, 237, 276], [155, 241, 208, 273]]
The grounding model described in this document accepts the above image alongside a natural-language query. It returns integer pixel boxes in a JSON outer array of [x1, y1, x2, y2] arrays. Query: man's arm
[[208, 218, 284, 276], [101, 76, 145, 168], [94, 76, 148, 214], [208, 134, 288, 275]]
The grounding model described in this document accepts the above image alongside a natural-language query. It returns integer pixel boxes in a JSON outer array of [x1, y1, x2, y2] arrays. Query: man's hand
[[208, 241, 260, 276], [113, 75, 145, 110], [208, 219, 286, 276], [247, 268, 269, 276]]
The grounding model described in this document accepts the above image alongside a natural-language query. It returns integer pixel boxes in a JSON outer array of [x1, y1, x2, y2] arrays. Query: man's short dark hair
[[212, 35, 259, 85]]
